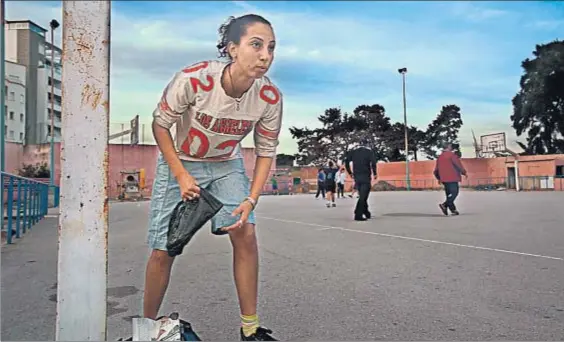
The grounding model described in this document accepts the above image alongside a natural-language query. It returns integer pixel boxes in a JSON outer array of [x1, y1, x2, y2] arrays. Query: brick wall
[[5, 142, 276, 198], [297, 154, 564, 191]]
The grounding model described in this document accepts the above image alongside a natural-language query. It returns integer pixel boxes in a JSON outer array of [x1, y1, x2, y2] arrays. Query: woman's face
[[229, 22, 276, 79]]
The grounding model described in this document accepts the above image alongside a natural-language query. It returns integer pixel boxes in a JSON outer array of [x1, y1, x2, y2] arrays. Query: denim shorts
[[147, 153, 255, 251]]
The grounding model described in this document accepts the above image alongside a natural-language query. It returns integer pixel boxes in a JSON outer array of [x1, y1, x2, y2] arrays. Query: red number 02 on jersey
[[180, 126, 241, 159], [179, 62, 240, 159]]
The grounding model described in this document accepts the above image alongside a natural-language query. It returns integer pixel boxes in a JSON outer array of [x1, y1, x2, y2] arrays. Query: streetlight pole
[[398, 67, 410, 191], [49, 19, 59, 187]]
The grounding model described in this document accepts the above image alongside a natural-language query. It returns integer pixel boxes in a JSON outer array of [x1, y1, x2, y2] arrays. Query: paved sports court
[[2, 191, 563, 340]]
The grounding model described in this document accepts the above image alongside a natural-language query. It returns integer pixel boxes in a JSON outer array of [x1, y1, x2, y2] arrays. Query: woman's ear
[[227, 42, 238, 60]]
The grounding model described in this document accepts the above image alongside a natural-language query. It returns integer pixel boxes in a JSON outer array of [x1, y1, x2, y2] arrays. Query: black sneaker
[[450, 209, 460, 216], [439, 203, 448, 216], [240, 327, 278, 341]]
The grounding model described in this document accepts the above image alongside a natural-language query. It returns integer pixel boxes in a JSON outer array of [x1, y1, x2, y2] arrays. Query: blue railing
[[1, 172, 56, 244]]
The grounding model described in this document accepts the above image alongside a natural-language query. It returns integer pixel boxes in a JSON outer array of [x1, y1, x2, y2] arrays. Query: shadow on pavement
[[382, 212, 450, 218]]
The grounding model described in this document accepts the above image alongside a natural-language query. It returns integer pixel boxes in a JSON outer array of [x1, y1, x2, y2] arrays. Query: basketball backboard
[[480, 132, 507, 155]]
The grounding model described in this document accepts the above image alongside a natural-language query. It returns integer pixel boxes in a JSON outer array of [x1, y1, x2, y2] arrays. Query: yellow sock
[[241, 313, 259, 337]]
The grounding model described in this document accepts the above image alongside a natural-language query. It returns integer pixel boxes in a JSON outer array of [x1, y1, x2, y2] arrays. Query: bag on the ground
[[118, 312, 202, 341], [166, 187, 223, 257]]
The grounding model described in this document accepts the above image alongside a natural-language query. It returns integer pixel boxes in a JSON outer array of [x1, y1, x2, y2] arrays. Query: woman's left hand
[[221, 200, 254, 232]]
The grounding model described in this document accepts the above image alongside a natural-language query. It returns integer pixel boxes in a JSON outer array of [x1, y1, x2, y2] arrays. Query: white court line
[[260, 216, 563, 261]]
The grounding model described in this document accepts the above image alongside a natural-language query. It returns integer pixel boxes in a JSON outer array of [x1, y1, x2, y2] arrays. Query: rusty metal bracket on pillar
[[56, 1, 111, 340]]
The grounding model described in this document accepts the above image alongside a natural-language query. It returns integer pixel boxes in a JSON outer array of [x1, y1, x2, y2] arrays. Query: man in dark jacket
[[434, 143, 467, 216], [314, 168, 326, 199], [345, 142, 377, 221]]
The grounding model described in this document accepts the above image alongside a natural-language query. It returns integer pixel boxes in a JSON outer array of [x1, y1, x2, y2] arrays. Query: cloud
[[448, 2, 509, 22], [527, 20, 564, 31], [11, 1, 505, 84], [8, 0, 560, 158]]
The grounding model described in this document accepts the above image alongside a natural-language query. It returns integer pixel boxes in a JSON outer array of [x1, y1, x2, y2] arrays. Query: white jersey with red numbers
[[152, 60, 283, 162]]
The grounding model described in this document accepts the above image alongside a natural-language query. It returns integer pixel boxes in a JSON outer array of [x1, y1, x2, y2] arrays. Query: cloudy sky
[[7, 1, 564, 157]]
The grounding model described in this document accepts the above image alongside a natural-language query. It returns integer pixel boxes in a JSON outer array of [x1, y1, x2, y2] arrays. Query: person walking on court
[[434, 143, 467, 216], [324, 160, 339, 207], [345, 141, 377, 221], [315, 168, 326, 199], [144, 14, 281, 341], [336, 167, 346, 198], [271, 176, 278, 195]]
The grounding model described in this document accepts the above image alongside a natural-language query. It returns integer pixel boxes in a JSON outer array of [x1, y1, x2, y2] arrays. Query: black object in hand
[[166, 187, 223, 257]]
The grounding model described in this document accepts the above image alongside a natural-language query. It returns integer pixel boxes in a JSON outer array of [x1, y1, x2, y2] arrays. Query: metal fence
[[1, 172, 55, 244], [519, 176, 563, 191]]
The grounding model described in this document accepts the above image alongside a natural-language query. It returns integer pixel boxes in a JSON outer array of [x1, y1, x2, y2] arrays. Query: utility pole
[[49, 19, 59, 187], [398, 67, 410, 191], [56, 1, 111, 340]]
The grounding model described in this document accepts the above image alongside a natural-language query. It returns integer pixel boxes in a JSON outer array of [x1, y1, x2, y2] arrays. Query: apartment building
[[4, 20, 62, 145], [4, 61, 27, 143]]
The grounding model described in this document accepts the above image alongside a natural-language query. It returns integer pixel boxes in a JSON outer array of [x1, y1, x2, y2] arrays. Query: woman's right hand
[[176, 172, 200, 201]]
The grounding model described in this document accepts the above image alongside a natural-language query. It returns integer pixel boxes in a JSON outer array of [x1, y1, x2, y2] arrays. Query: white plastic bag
[[132, 316, 181, 341]]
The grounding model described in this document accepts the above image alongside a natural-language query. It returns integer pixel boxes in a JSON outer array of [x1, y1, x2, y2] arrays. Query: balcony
[[51, 117, 62, 128], [47, 101, 62, 113], [45, 65, 62, 81], [47, 111, 62, 127], [49, 86, 62, 97]]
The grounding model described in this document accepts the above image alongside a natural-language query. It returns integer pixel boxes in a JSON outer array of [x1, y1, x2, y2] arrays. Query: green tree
[[387, 123, 426, 161], [290, 103, 428, 164], [423, 104, 464, 159], [288, 126, 330, 166], [334, 112, 366, 162], [289, 107, 366, 165], [316, 107, 350, 162], [510, 40, 564, 154], [352, 104, 394, 161]]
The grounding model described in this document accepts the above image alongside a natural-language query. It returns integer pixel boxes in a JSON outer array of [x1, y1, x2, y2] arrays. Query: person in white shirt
[[145, 14, 281, 341], [336, 167, 346, 198]]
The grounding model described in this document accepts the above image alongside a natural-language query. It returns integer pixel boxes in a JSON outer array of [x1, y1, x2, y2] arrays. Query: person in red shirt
[[433, 143, 467, 215]]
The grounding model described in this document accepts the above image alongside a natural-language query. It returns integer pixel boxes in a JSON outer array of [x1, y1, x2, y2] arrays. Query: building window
[[9, 130, 14, 139], [20, 94, 24, 103], [9, 111, 14, 120], [9, 91, 15, 101], [20, 132, 24, 141], [20, 113, 24, 122]]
